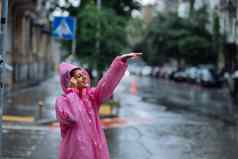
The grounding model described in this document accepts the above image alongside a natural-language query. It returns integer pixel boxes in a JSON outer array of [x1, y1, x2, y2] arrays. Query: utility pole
[[96, 0, 101, 53], [0, 0, 8, 157], [96, 0, 101, 79], [71, 18, 77, 57]]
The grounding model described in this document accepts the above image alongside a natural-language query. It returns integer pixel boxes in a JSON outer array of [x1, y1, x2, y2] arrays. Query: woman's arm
[[93, 53, 142, 110], [55, 96, 76, 126]]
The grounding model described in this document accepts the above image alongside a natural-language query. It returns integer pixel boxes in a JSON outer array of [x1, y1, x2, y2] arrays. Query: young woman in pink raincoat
[[55, 53, 142, 159]]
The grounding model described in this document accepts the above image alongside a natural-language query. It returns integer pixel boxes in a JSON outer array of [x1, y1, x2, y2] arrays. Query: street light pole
[[72, 18, 77, 57], [95, 0, 101, 79], [96, 0, 101, 53], [0, 0, 8, 157]]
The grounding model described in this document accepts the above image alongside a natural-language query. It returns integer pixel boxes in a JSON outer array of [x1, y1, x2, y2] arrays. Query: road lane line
[[3, 115, 34, 122]]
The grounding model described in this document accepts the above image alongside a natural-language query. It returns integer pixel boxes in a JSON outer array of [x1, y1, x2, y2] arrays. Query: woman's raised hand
[[120, 52, 143, 62], [68, 77, 78, 88]]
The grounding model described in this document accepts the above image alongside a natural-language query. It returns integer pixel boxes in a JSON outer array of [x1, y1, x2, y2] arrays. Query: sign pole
[[0, 0, 8, 157], [71, 18, 77, 57], [72, 38, 76, 57]]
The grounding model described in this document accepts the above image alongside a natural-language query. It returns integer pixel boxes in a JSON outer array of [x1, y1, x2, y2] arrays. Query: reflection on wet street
[[135, 76, 238, 123], [106, 112, 238, 159], [105, 75, 238, 159], [3, 0, 238, 158], [3, 75, 238, 159]]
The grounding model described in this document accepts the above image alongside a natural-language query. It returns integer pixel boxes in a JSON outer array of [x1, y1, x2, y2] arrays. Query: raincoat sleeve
[[93, 56, 128, 109], [55, 96, 76, 126]]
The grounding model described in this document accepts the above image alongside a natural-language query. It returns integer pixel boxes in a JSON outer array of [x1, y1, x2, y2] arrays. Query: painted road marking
[[2, 116, 156, 130], [101, 117, 155, 129], [48, 116, 156, 129], [3, 124, 49, 131], [2, 115, 34, 123]]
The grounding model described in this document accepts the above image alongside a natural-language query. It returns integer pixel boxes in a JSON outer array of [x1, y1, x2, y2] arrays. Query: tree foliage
[[134, 7, 217, 66], [126, 17, 146, 47], [75, 3, 127, 72], [59, 0, 140, 77]]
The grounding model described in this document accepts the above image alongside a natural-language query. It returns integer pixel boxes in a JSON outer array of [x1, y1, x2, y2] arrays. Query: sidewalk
[[3, 74, 60, 123]]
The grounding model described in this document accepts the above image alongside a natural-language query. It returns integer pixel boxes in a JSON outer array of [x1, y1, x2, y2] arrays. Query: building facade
[[176, 0, 238, 71], [4, 0, 60, 90], [218, 0, 238, 71]]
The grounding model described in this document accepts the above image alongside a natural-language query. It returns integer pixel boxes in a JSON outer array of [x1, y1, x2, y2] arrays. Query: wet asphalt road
[[3, 74, 238, 159], [134, 76, 238, 123]]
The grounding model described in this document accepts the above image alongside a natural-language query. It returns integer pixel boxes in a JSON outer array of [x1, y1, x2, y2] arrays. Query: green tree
[[189, 0, 196, 16], [61, 2, 128, 79], [57, 0, 140, 79], [135, 8, 215, 66], [126, 17, 146, 47], [102, 0, 140, 17]]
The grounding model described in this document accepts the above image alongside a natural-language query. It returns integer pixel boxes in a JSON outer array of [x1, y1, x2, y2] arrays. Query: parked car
[[159, 66, 176, 79], [197, 68, 223, 87], [128, 59, 154, 76], [141, 66, 152, 76], [173, 69, 187, 82], [128, 64, 142, 75], [152, 66, 160, 78], [224, 70, 238, 102], [185, 67, 198, 83]]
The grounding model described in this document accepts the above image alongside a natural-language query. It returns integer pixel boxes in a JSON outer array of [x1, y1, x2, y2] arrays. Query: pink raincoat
[[55, 56, 128, 159]]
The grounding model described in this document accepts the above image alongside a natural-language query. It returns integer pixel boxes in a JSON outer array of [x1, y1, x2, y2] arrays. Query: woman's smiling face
[[69, 69, 89, 88]]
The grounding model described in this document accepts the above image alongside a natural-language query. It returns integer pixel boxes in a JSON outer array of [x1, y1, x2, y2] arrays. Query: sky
[[52, 0, 157, 18], [57, 0, 157, 7], [138, 0, 157, 5]]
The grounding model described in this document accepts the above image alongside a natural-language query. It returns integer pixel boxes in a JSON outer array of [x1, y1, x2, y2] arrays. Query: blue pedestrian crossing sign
[[52, 16, 76, 40]]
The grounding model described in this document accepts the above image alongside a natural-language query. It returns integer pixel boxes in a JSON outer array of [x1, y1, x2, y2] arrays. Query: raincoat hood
[[58, 62, 90, 93]]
